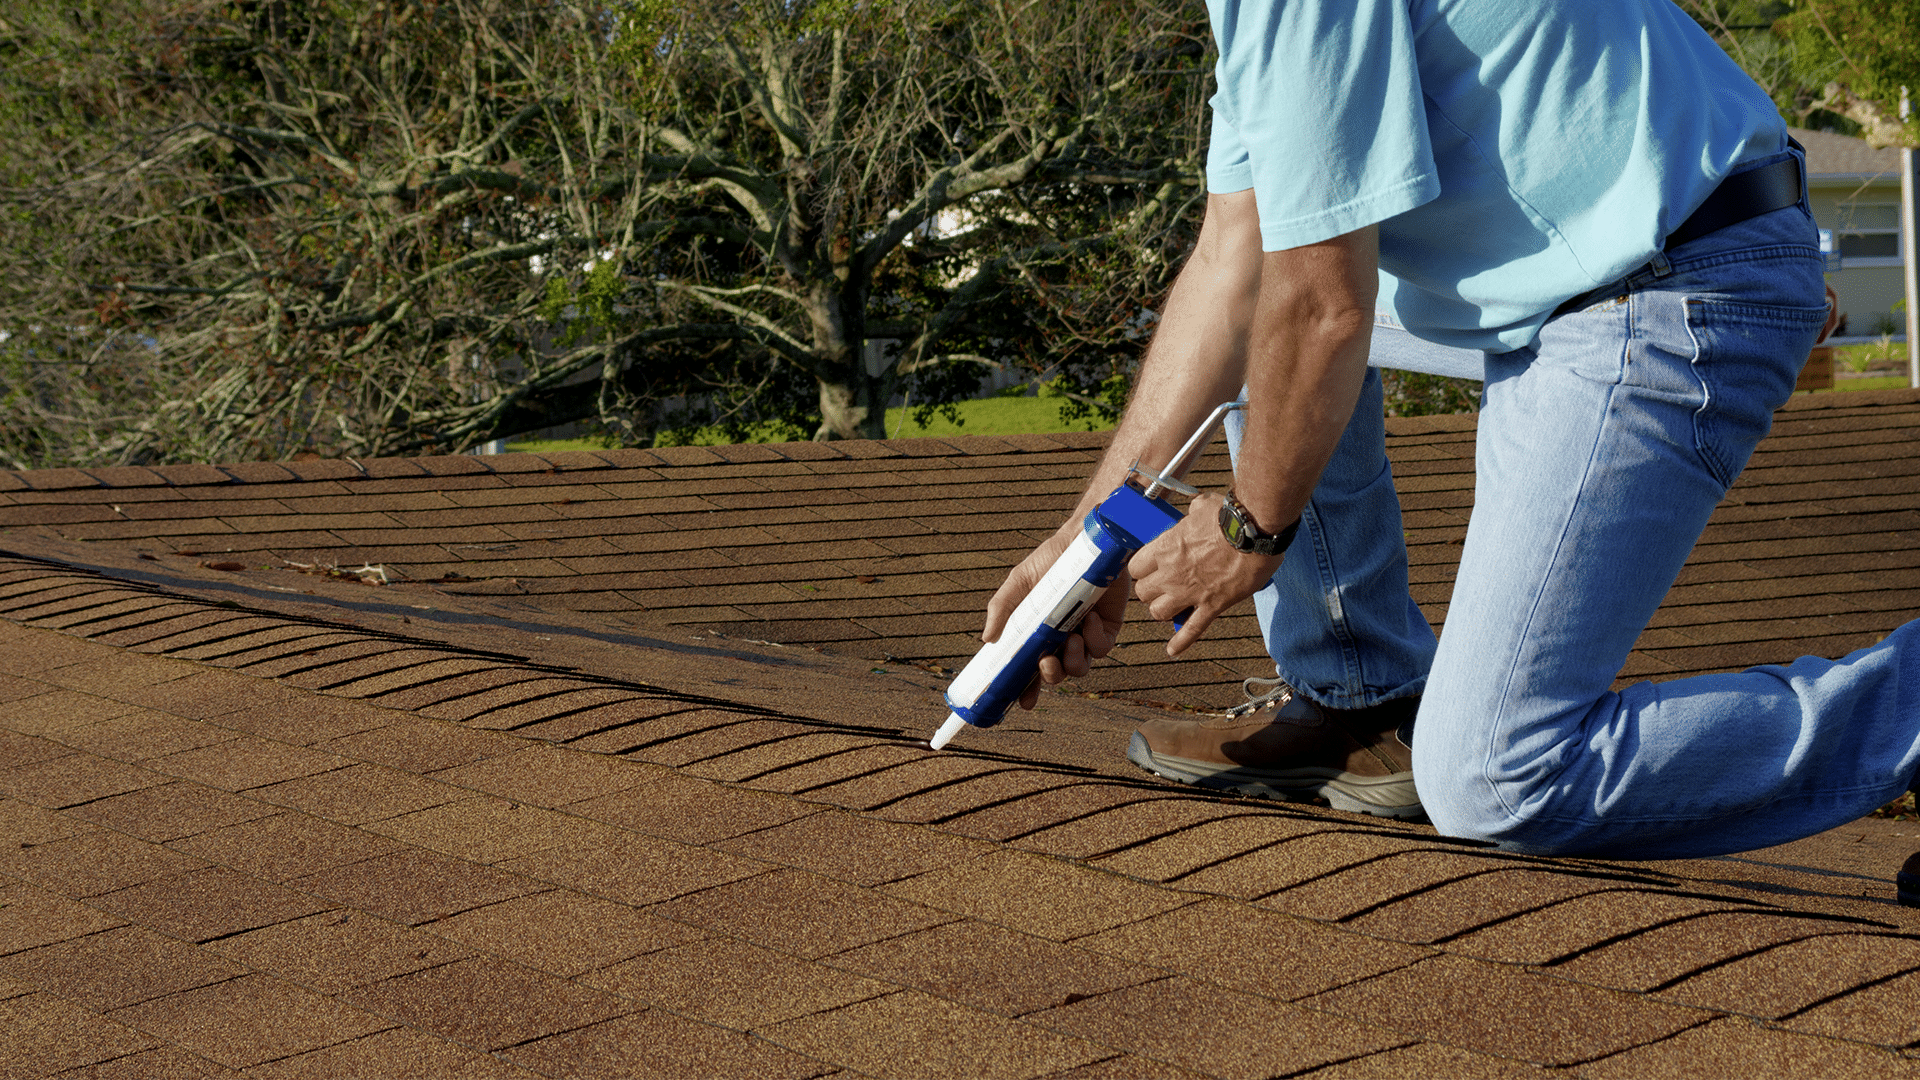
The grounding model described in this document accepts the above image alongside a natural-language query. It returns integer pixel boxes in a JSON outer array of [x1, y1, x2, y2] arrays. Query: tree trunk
[[813, 372, 892, 441]]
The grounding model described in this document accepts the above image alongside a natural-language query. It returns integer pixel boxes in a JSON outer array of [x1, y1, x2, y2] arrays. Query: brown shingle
[[249, 762, 463, 825], [1089, 814, 1343, 886], [206, 909, 472, 995], [243, 1025, 529, 1080], [1443, 889, 1742, 965], [0, 827, 208, 897], [792, 752, 1001, 809], [90, 866, 331, 943], [503, 1010, 831, 1080], [1341, 866, 1616, 943], [622, 717, 818, 768], [1781, 967, 1920, 1047], [40, 651, 199, 695], [65, 781, 278, 842], [874, 768, 1079, 825], [1076, 897, 1431, 1001], [939, 783, 1160, 843], [1303, 954, 1708, 1066], [46, 1044, 243, 1079], [884, 850, 1193, 942], [0, 882, 125, 955], [429, 889, 705, 978], [830, 919, 1163, 1018], [587, 936, 890, 1028], [1661, 933, 1920, 1019], [291, 848, 542, 926], [320, 717, 520, 774], [113, 668, 280, 718], [212, 691, 399, 745], [715, 809, 993, 886], [1295, 1041, 1549, 1079], [0, 992, 159, 1077], [1551, 911, 1849, 992], [497, 825, 768, 906], [1578, 1016, 1920, 1079], [0, 796, 90, 848], [676, 729, 886, 783], [345, 955, 630, 1051], [428, 744, 653, 807], [0, 752, 167, 809], [364, 797, 597, 864], [0, 925, 245, 1011], [647, 867, 953, 959], [765, 989, 1109, 1079], [1016, 799, 1244, 860], [565, 771, 818, 844], [2, 688, 141, 739], [52, 708, 237, 762], [110, 972, 393, 1069], [1180, 831, 1437, 902], [1029, 976, 1406, 1080], [170, 812, 405, 883]]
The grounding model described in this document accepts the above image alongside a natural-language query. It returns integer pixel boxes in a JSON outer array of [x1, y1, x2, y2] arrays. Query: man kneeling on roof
[[984, 0, 1920, 857]]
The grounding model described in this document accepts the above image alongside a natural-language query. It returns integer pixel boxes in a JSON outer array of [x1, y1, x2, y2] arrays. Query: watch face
[[1219, 498, 1251, 551]]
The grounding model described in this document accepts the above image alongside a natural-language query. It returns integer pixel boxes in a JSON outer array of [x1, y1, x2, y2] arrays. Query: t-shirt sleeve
[[1207, 0, 1441, 251], [1205, 105, 1256, 194]]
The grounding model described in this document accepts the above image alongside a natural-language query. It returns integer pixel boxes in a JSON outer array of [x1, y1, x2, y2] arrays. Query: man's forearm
[[1125, 224, 1380, 655], [1065, 191, 1265, 520], [1230, 230, 1380, 535]]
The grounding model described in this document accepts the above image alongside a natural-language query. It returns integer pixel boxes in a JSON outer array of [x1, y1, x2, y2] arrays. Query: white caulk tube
[[928, 402, 1243, 751]]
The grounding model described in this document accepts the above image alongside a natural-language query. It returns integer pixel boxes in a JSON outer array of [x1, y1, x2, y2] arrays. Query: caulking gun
[[929, 401, 1246, 750]]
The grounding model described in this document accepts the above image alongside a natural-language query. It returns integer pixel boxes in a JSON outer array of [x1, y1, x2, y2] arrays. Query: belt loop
[[1648, 251, 1672, 278]]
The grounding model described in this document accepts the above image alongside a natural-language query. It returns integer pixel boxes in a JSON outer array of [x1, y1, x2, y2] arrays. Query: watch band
[[1219, 491, 1299, 556]]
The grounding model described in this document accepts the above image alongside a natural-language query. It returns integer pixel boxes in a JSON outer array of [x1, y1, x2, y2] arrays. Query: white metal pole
[[1903, 88, 1919, 388]]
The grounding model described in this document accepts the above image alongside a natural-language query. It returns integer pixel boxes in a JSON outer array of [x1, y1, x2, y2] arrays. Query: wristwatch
[[1218, 491, 1299, 556]]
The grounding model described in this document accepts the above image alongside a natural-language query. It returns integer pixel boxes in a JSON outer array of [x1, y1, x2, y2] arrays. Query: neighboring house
[[1796, 126, 1907, 337]]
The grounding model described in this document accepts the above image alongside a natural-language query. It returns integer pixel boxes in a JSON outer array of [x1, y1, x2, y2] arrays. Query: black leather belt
[[1552, 152, 1803, 317], [1663, 152, 1802, 250]]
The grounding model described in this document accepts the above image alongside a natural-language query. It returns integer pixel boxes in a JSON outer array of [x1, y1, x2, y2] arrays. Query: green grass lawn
[[506, 394, 1113, 453], [504, 359, 1912, 454]]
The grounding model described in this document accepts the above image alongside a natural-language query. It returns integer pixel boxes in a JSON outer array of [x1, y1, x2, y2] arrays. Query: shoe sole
[[1126, 732, 1425, 820]]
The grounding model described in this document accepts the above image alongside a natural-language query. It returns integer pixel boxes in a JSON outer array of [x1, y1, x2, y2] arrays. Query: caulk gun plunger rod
[[1140, 401, 1245, 500]]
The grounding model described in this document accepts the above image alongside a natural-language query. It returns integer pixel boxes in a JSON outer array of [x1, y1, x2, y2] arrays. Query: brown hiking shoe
[[1126, 680, 1422, 819]]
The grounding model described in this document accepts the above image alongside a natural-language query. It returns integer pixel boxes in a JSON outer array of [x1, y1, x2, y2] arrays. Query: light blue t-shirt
[[1205, 0, 1787, 352]]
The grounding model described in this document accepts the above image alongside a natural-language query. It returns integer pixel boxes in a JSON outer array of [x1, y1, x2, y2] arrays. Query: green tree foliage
[[2, 0, 651, 466], [1680, 0, 1920, 145], [0, 0, 1213, 467], [599, 0, 1211, 441]]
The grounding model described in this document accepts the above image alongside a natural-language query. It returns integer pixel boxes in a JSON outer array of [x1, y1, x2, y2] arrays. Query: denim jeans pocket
[[1685, 297, 1828, 488]]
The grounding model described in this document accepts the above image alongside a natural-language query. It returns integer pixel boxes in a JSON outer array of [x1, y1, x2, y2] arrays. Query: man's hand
[[1131, 492, 1285, 656], [982, 520, 1130, 710]]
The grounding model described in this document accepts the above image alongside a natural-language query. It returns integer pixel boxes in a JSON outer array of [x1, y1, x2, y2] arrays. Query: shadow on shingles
[[1692, 875, 1906, 909], [0, 543, 819, 671], [1709, 854, 1893, 885], [0, 549, 1114, 778]]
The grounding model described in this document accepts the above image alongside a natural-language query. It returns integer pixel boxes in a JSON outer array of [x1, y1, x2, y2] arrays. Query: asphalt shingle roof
[[3, 388, 1920, 1076]]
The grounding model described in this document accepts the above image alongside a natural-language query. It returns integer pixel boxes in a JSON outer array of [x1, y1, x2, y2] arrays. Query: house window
[[1836, 202, 1903, 265]]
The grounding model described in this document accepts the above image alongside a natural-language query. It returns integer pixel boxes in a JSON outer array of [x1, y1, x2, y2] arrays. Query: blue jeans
[[1228, 155, 1920, 857]]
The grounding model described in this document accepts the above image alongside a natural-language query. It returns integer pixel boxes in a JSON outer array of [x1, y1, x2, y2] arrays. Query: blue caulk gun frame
[[930, 401, 1245, 750]]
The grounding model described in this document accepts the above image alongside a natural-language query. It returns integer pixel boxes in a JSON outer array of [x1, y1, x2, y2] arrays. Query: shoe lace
[[1224, 675, 1294, 718]]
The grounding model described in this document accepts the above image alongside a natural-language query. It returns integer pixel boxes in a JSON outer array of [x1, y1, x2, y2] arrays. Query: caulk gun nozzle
[[929, 713, 968, 751]]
